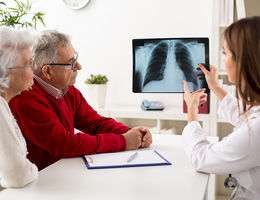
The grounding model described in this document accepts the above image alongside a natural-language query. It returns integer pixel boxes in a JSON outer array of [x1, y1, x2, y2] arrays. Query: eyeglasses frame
[[8, 59, 36, 71], [42, 52, 78, 70]]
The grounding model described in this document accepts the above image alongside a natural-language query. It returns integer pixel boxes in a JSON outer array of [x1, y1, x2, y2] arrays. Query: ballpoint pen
[[127, 152, 138, 163]]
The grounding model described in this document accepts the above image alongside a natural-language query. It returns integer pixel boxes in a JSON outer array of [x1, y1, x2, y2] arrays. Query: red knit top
[[9, 81, 129, 170]]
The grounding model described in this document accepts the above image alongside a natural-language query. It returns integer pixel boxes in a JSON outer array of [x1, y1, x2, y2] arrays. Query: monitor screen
[[132, 38, 210, 93]]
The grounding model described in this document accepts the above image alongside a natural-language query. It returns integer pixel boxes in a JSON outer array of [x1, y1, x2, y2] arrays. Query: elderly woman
[[0, 27, 38, 188]]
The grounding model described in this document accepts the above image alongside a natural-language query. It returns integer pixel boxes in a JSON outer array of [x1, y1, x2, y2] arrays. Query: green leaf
[[9, 16, 18, 22], [20, 2, 26, 9], [35, 12, 44, 17], [39, 17, 45, 26], [0, 0, 46, 30], [26, 22, 32, 27], [14, 0, 21, 9], [7, 7, 18, 11]]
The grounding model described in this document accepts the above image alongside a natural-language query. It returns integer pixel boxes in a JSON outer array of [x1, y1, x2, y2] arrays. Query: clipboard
[[82, 150, 171, 169]]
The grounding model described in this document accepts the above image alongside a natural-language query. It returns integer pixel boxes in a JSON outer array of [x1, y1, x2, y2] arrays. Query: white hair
[[0, 26, 34, 93], [32, 30, 71, 75]]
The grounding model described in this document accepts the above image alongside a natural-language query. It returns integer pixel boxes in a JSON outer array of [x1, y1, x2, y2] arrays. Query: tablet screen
[[132, 38, 210, 93]]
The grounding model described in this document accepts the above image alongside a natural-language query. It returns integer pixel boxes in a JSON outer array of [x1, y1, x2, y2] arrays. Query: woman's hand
[[183, 80, 207, 122], [199, 64, 228, 102], [198, 64, 219, 91]]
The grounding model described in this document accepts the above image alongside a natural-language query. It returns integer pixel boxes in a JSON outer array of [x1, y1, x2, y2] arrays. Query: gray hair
[[32, 30, 71, 75], [0, 26, 34, 93]]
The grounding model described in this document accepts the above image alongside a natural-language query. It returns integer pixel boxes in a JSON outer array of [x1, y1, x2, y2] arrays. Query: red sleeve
[[9, 88, 129, 160]]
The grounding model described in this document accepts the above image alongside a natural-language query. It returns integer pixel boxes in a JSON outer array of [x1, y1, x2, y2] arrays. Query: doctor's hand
[[199, 64, 228, 102], [183, 80, 207, 113], [199, 64, 219, 91]]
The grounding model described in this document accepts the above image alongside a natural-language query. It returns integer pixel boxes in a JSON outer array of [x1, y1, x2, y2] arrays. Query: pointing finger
[[183, 80, 190, 94], [192, 88, 206, 94]]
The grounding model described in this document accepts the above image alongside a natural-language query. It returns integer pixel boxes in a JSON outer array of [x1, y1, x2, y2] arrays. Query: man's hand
[[138, 127, 152, 148], [123, 127, 142, 150], [123, 126, 153, 150]]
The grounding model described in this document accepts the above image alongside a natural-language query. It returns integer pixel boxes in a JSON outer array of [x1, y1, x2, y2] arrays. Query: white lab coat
[[182, 94, 260, 200]]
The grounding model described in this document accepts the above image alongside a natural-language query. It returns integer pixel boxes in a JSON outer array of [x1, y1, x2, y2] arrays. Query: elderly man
[[9, 30, 152, 170]]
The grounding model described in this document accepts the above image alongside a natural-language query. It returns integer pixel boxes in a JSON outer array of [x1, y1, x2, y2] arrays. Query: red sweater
[[9, 81, 130, 170]]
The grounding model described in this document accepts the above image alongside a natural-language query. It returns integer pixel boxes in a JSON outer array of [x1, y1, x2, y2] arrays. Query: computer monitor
[[132, 37, 210, 93]]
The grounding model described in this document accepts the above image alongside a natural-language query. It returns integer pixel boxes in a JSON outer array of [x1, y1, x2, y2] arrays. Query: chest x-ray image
[[132, 38, 209, 93]]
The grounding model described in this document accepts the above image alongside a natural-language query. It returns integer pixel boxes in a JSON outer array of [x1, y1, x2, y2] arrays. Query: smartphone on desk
[[141, 100, 164, 111]]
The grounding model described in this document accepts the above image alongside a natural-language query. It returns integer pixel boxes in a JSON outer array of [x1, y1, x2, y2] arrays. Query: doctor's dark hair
[[224, 16, 260, 115]]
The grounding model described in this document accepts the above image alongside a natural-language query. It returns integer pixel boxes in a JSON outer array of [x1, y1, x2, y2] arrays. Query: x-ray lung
[[133, 38, 209, 93], [143, 42, 169, 87]]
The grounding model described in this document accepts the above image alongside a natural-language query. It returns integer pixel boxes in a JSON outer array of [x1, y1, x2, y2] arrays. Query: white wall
[[33, 0, 213, 107]]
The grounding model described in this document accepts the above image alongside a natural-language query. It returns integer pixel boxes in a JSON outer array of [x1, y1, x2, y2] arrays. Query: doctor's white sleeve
[[217, 94, 242, 126], [182, 118, 260, 174]]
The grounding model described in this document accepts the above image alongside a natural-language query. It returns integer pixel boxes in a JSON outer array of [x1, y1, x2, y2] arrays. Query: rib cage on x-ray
[[134, 39, 205, 92], [143, 42, 169, 87], [174, 42, 198, 88]]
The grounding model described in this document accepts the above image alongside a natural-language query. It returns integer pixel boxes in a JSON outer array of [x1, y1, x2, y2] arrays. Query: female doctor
[[182, 16, 260, 199]]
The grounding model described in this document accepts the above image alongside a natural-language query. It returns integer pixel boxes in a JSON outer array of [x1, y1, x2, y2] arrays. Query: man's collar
[[33, 75, 68, 100]]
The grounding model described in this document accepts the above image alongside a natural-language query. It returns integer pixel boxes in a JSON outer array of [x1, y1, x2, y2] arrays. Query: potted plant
[[0, 0, 45, 30], [85, 74, 109, 108]]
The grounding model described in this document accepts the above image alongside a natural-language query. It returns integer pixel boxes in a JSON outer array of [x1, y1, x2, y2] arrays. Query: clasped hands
[[123, 126, 152, 150]]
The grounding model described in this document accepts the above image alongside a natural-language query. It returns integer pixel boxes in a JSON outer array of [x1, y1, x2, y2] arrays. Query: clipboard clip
[[86, 157, 93, 163]]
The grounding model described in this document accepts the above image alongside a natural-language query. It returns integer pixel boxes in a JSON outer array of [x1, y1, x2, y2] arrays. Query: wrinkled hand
[[138, 127, 152, 148], [183, 80, 207, 113], [123, 126, 152, 150], [123, 127, 142, 150]]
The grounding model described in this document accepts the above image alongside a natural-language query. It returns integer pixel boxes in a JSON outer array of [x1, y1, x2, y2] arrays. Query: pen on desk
[[127, 152, 138, 163]]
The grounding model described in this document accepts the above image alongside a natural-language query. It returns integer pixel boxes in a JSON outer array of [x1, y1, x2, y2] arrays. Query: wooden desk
[[0, 135, 218, 200]]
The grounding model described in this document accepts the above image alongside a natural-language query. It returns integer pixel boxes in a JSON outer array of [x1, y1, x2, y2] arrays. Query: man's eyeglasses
[[46, 52, 78, 70], [8, 59, 36, 71]]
